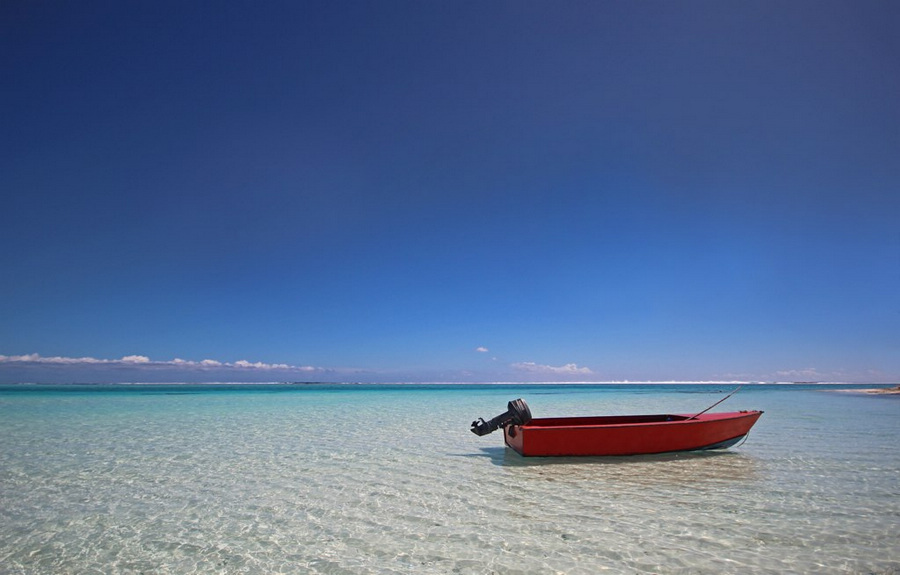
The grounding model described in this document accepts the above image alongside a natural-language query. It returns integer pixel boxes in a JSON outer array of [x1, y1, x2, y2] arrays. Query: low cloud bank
[[0, 354, 316, 371], [0, 353, 326, 383], [511, 361, 594, 375]]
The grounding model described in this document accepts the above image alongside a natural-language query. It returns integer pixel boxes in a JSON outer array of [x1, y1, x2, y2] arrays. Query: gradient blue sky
[[2, 1, 898, 383]]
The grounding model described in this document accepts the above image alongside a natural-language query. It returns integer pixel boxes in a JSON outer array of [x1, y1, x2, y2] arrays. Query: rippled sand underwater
[[1, 384, 898, 574]]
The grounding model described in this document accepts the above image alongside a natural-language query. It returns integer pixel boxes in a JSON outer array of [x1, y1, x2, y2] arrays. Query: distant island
[[834, 385, 900, 395], [864, 385, 900, 394]]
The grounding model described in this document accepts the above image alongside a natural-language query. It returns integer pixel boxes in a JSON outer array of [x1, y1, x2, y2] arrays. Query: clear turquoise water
[[1, 383, 898, 574]]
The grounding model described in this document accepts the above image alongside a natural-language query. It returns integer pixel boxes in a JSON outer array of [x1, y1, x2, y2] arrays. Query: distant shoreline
[[0, 380, 900, 393], [2, 381, 898, 388], [832, 385, 900, 395]]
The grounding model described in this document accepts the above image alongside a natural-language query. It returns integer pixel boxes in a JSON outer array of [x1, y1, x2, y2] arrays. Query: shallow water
[[1, 384, 898, 574]]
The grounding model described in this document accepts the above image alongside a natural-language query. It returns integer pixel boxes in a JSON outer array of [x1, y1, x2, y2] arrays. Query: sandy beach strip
[[831, 385, 900, 395]]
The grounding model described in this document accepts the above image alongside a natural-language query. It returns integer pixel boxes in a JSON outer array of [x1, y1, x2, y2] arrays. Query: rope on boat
[[686, 385, 744, 420]]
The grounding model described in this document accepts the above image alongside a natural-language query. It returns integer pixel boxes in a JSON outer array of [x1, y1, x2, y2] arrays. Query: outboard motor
[[470, 398, 532, 436]]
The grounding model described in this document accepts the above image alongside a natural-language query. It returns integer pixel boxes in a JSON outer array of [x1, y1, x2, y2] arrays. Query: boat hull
[[503, 410, 763, 457]]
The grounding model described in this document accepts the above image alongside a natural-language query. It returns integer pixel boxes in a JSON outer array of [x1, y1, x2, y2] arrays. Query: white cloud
[[511, 361, 594, 375], [0, 353, 41, 362], [475, 346, 489, 353], [774, 368, 826, 381], [0, 353, 319, 372], [234, 360, 291, 369], [773, 367, 858, 382], [0, 354, 108, 364]]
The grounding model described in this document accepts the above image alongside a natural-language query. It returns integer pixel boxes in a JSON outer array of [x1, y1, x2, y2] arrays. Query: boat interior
[[524, 414, 691, 427]]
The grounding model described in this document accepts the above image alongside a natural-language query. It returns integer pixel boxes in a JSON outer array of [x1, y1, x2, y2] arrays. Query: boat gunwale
[[516, 410, 763, 431]]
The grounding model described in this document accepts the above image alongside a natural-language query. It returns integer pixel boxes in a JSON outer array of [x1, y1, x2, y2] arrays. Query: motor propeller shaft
[[470, 398, 533, 436]]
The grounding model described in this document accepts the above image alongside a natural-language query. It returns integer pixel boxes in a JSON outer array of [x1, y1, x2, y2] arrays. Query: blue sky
[[2, 1, 898, 383]]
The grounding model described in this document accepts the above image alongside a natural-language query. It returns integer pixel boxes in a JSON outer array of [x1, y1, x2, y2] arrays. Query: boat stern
[[503, 424, 527, 455]]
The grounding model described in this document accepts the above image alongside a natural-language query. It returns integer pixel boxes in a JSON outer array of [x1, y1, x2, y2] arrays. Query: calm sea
[[1, 383, 897, 574]]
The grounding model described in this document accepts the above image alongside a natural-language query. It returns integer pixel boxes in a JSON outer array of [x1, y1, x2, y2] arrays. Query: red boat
[[471, 398, 763, 457]]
